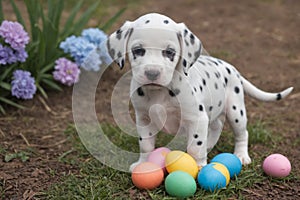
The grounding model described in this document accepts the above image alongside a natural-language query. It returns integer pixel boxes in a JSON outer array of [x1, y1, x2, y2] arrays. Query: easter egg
[[165, 151, 198, 178], [131, 162, 164, 189], [211, 153, 242, 178], [165, 171, 197, 198], [147, 147, 171, 173], [197, 162, 230, 192], [262, 154, 291, 178]]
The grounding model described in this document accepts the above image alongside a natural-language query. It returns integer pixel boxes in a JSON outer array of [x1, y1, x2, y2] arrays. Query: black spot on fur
[[184, 29, 188, 37], [109, 48, 115, 58], [194, 87, 197, 92], [226, 67, 231, 74], [139, 137, 143, 141], [207, 58, 218, 66], [198, 60, 206, 65], [169, 88, 180, 97], [194, 134, 199, 139], [234, 86, 240, 94], [149, 132, 153, 136], [137, 87, 144, 96], [185, 39, 189, 46], [183, 59, 187, 67], [202, 79, 206, 86], [145, 20, 150, 24], [240, 110, 244, 116], [199, 105, 203, 111], [164, 20, 169, 24], [235, 119, 239, 123], [218, 100, 222, 107], [224, 77, 228, 85], [233, 105, 236, 110], [117, 51, 122, 58], [205, 71, 210, 78], [276, 93, 282, 100], [116, 29, 122, 40], [190, 33, 195, 45], [215, 83, 218, 90], [197, 141, 203, 146], [209, 106, 213, 111]]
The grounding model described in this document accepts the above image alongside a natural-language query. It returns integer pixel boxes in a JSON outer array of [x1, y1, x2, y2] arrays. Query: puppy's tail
[[241, 77, 293, 102]]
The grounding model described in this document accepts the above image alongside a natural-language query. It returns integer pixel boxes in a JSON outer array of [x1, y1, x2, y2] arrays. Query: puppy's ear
[[106, 21, 134, 69], [176, 23, 203, 76]]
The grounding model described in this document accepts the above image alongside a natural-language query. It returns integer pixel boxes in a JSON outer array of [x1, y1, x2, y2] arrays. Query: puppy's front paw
[[196, 158, 207, 169], [234, 152, 251, 165]]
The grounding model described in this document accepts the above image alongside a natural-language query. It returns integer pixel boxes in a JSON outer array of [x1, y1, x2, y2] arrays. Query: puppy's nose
[[145, 70, 160, 81]]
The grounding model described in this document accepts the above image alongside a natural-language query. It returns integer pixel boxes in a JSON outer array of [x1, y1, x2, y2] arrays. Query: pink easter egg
[[262, 154, 291, 178], [147, 147, 171, 173]]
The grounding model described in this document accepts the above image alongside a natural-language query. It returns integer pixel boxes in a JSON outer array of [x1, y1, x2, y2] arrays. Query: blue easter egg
[[197, 163, 230, 192], [211, 153, 242, 178]]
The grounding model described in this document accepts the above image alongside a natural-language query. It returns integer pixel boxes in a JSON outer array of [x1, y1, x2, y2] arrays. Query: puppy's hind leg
[[207, 114, 225, 152], [226, 93, 251, 165]]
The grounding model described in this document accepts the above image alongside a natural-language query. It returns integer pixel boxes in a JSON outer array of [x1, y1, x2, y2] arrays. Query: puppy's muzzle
[[145, 70, 160, 81]]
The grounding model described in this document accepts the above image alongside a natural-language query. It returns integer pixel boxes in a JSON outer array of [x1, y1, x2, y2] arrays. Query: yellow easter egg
[[165, 151, 199, 179]]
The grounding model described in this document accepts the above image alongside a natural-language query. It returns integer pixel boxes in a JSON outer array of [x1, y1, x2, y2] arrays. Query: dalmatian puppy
[[106, 13, 293, 171]]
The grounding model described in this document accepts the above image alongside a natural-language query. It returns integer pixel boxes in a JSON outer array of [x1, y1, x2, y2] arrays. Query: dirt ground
[[1, 0, 300, 199]]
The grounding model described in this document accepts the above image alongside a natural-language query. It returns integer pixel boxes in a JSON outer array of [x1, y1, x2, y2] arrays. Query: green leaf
[[0, 0, 4, 22], [71, 0, 100, 34], [25, 0, 40, 41], [19, 152, 30, 162], [0, 64, 15, 81], [0, 82, 11, 91], [4, 152, 30, 162], [40, 63, 55, 74], [0, 104, 5, 115], [0, 97, 25, 109], [48, 0, 64, 30], [61, 0, 83, 38], [4, 153, 17, 162], [36, 83, 48, 99], [42, 79, 62, 91], [101, 8, 126, 32], [35, 25, 46, 68], [10, 0, 26, 29]]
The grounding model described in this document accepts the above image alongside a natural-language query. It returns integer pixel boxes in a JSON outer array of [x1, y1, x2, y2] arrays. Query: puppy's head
[[107, 13, 203, 86]]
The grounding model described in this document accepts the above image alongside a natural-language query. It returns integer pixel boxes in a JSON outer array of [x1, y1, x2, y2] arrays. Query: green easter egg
[[165, 171, 197, 198]]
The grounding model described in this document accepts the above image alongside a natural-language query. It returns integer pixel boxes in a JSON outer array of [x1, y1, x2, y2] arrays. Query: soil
[[1, 0, 300, 199]]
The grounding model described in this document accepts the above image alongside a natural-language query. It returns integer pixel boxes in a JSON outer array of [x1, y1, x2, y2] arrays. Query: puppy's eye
[[162, 47, 176, 61], [132, 47, 146, 58]]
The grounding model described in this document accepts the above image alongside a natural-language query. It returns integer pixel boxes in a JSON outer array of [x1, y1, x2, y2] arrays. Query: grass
[[44, 122, 296, 199]]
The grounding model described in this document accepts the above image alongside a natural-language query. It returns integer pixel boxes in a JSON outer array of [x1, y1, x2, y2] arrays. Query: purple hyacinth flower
[[11, 70, 37, 100], [0, 44, 28, 65], [0, 21, 30, 50], [53, 58, 80, 86], [15, 48, 28, 63], [0, 44, 15, 65]]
